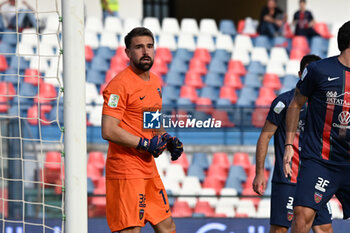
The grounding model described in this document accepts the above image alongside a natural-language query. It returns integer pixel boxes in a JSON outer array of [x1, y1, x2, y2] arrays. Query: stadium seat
[[165, 164, 186, 183], [123, 17, 142, 33], [179, 85, 198, 103], [90, 57, 109, 72], [178, 189, 199, 208], [219, 19, 237, 36], [88, 151, 105, 173], [290, 48, 308, 61], [211, 110, 235, 128], [157, 33, 177, 51], [219, 187, 240, 207], [85, 31, 99, 50], [231, 48, 250, 65], [219, 86, 238, 104], [162, 85, 179, 102], [171, 201, 193, 217], [196, 97, 214, 114], [187, 164, 206, 182], [171, 152, 189, 173], [169, 58, 188, 74], [174, 48, 193, 62], [232, 152, 251, 175], [193, 201, 215, 217], [212, 49, 231, 62], [269, 47, 289, 65], [251, 107, 269, 128], [207, 164, 228, 183], [96, 46, 115, 60], [151, 57, 168, 76], [162, 177, 181, 195], [215, 203, 235, 218], [237, 19, 245, 34], [200, 86, 219, 101], [0, 96, 9, 113], [314, 22, 332, 39], [234, 34, 253, 52], [43, 151, 62, 184], [291, 36, 310, 53], [285, 60, 300, 75], [183, 71, 204, 88], [247, 61, 265, 75], [199, 18, 219, 36], [162, 17, 180, 35], [212, 152, 230, 171], [283, 75, 299, 88], [0, 42, 15, 57], [204, 72, 223, 87], [202, 176, 224, 195], [199, 188, 218, 208], [85, 16, 103, 34], [143, 17, 161, 35], [256, 198, 270, 218], [188, 58, 207, 76], [266, 60, 286, 77], [225, 165, 246, 194], [86, 69, 105, 85], [254, 35, 272, 50], [208, 59, 227, 74], [87, 163, 103, 187], [0, 55, 9, 71], [250, 47, 269, 66], [115, 46, 129, 63], [310, 36, 328, 58], [156, 47, 172, 64], [329, 198, 343, 219], [24, 69, 41, 86], [155, 153, 170, 176], [35, 82, 57, 103], [165, 72, 184, 86], [255, 87, 276, 106], [27, 104, 52, 125], [262, 73, 282, 90], [227, 60, 247, 76], [197, 34, 215, 52], [180, 18, 199, 36], [242, 17, 258, 36], [243, 73, 261, 88], [215, 34, 234, 51], [90, 177, 106, 217], [104, 16, 123, 34], [0, 82, 16, 98], [191, 152, 209, 170], [236, 199, 257, 218], [193, 48, 211, 64]]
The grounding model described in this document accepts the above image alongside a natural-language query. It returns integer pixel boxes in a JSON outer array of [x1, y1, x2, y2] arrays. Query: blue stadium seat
[[283, 74, 299, 88], [0, 42, 15, 56], [208, 59, 227, 74], [200, 86, 219, 101], [166, 189, 175, 207], [165, 72, 184, 86], [216, 98, 232, 108], [204, 72, 223, 87], [87, 177, 95, 195], [212, 49, 231, 62], [173, 48, 193, 62], [247, 61, 265, 75], [176, 97, 194, 107], [191, 152, 209, 170], [169, 58, 188, 74], [11, 96, 33, 111], [19, 82, 37, 97], [243, 73, 262, 88], [219, 19, 237, 36], [273, 36, 289, 49], [95, 46, 115, 60], [86, 69, 105, 85], [2, 30, 17, 46], [254, 35, 272, 50], [236, 87, 258, 107], [310, 36, 328, 58], [47, 104, 64, 124], [90, 57, 109, 72], [187, 164, 206, 182], [225, 165, 247, 194], [162, 85, 179, 101]]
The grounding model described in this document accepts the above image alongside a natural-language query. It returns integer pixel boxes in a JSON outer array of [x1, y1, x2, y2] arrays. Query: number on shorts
[[159, 189, 167, 205]]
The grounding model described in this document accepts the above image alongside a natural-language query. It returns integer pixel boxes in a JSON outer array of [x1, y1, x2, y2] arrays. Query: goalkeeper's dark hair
[[124, 27, 154, 49], [338, 21, 350, 52], [300, 54, 321, 72]]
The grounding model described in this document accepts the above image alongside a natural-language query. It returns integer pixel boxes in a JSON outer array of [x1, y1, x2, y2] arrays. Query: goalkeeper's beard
[[134, 56, 154, 71]]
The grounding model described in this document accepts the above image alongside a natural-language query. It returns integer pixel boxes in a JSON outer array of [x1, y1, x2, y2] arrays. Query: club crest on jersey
[[287, 210, 294, 221], [139, 209, 145, 220], [108, 94, 119, 108], [314, 191, 323, 204]]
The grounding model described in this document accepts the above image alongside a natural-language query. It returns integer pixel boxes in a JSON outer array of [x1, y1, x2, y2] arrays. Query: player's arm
[[101, 115, 139, 148], [253, 120, 277, 195], [283, 88, 307, 177]]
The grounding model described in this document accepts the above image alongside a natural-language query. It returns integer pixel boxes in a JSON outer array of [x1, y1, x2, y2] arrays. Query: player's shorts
[[270, 182, 332, 228], [294, 158, 350, 219], [106, 176, 172, 232]]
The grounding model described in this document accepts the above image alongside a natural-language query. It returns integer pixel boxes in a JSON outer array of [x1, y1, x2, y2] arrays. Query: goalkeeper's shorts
[[106, 175, 172, 232]]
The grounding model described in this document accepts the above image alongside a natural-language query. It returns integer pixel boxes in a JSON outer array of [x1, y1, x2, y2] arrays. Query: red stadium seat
[[212, 152, 230, 171], [211, 110, 235, 128], [291, 36, 310, 53], [171, 200, 193, 217], [115, 46, 129, 63], [314, 22, 332, 39], [0, 55, 8, 71], [35, 82, 57, 103], [196, 97, 213, 114], [87, 164, 103, 187], [156, 47, 172, 64], [171, 152, 189, 173], [180, 85, 198, 102], [188, 59, 207, 76], [255, 87, 276, 107], [290, 48, 308, 61], [232, 152, 251, 175], [90, 177, 106, 217], [24, 69, 42, 86], [85, 45, 94, 62], [219, 86, 237, 104], [184, 71, 204, 88], [0, 82, 16, 99], [251, 107, 269, 128], [283, 22, 294, 39], [193, 48, 211, 64], [151, 57, 168, 76], [203, 176, 224, 195], [43, 151, 62, 184], [237, 19, 245, 34], [223, 72, 243, 89], [262, 73, 281, 90], [193, 201, 215, 217], [207, 164, 228, 183], [110, 55, 128, 71], [104, 69, 119, 84], [0, 96, 9, 113], [227, 60, 246, 76], [27, 104, 52, 125], [88, 151, 105, 173]]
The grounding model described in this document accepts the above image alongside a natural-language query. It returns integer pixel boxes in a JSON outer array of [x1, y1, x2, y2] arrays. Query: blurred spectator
[[101, 0, 119, 19], [0, 0, 36, 29], [257, 0, 286, 38], [292, 0, 319, 39]]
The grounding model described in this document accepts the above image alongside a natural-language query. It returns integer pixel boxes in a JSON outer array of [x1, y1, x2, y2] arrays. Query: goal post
[[62, 0, 87, 233]]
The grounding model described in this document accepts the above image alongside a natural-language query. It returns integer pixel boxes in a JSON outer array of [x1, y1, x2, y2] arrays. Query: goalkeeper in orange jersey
[[101, 27, 183, 233]]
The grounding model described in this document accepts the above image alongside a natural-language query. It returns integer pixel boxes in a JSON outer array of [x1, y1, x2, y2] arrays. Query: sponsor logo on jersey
[[326, 92, 350, 107], [333, 111, 350, 129], [328, 76, 340, 81], [108, 94, 119, 108]]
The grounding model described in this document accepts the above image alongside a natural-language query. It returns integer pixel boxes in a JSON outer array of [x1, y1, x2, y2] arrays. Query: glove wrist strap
[[137, 137, 149, 151]]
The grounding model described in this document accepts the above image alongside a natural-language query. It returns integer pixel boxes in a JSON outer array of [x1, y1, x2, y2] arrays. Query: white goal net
[[0, 0, 64, 232]]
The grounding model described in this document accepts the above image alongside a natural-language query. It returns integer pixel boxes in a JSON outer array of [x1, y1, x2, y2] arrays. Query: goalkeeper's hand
[[137, 133, 170, 158], [167, 136, 184, 161]]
